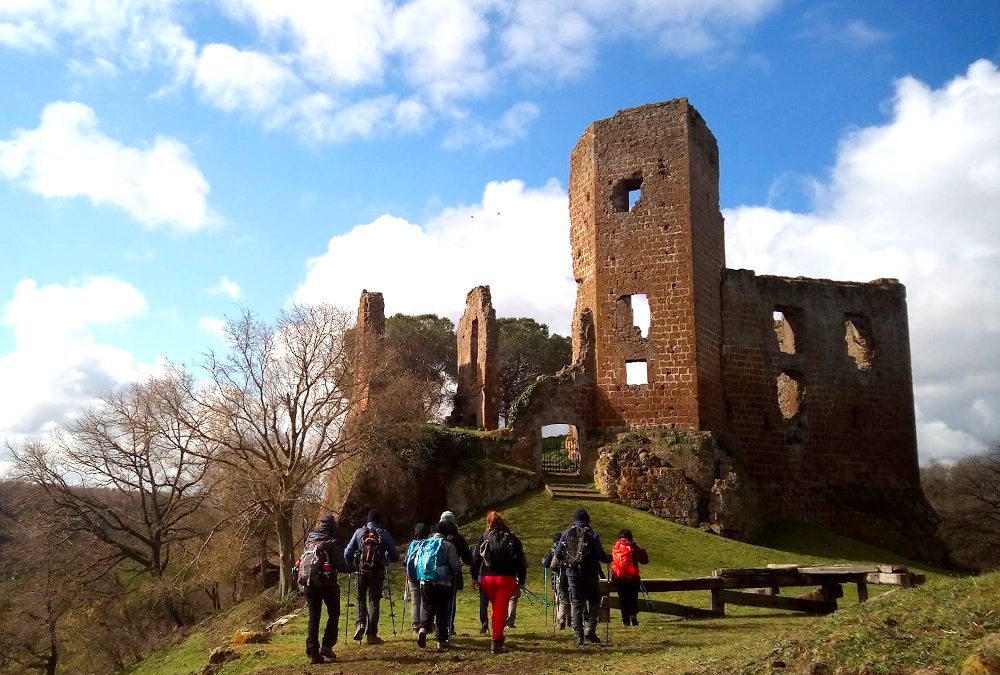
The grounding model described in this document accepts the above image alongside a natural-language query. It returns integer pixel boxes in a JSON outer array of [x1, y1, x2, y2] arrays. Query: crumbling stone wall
[[719, 271, 940, 557], [322, 289, 384, 516], [569, 98, 726, 432], [449, 285, 498, 430], [594, 429, 760, 540]]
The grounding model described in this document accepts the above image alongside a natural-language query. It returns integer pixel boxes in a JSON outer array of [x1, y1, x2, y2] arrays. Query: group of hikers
[[293, 507, 648, 664]]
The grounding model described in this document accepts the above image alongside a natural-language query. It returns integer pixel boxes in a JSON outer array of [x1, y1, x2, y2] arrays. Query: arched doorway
[[540, 423, 581, 476]]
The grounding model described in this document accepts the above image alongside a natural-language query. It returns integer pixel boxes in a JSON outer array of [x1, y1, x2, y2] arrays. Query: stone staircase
[[543, 473, 608, 502]]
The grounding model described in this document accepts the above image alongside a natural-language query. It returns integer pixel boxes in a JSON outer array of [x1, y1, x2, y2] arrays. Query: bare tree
[[11, 376, 215, 625], [177, 304, 385, 596]]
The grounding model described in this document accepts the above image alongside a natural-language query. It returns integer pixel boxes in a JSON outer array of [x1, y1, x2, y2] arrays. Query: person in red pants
[[471, 510, 526, 654]]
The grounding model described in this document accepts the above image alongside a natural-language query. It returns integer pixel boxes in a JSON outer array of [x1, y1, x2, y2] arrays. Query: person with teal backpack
[[407, 522, 461, 650], [403, 523, 430, 634]]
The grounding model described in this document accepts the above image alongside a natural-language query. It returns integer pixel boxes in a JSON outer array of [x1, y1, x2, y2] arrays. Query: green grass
[[128, 489, 969, 675]]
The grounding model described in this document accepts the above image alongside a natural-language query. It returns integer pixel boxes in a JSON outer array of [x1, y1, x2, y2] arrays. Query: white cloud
[[0, 101, 212, 231], [0, 277, 155, 442], [443, 102, 541, 151], [195, 44, 299, 115], [725, 59, 1000, 462], [797, 8, 891, 51], [294, 179, 576, 334], [207, 277, 242, 300], [197, 316, 227, 340]]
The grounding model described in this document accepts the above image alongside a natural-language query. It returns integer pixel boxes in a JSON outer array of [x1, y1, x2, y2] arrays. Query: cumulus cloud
[[0, 277, 155, 443], [0, 101, 212, 230], [294, 179, 576, 334], [207, 277, 241, 300], [725, 59, 1000, 462], [197, 316, 227, 340]]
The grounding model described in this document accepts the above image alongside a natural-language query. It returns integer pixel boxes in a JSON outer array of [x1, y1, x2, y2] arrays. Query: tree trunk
[[275, 502, 297, 597]]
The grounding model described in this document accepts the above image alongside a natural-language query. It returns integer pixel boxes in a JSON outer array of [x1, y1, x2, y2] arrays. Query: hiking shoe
[[366, 635, 384, 645], [505, 620, 516, 628], [558, 620, 566, 630], [585, 632, 601, 644], [631, 616, 639, 627], [417, 630, 427, 649], [574, 633, 585, 647], [309, 654, 325, 664], [320, 646, 336, 659], [353, 625, 364, 641], [479, 625, 489, 636], [490, 639, 506, 654], [436, 641, 447, 651]]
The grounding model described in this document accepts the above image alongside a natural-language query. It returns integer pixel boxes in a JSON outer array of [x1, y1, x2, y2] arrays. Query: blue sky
[[1, 0, 999, 468]]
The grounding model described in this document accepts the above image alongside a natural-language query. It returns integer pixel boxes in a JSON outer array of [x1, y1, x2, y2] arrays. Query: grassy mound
[[128, 489, 954, 675]]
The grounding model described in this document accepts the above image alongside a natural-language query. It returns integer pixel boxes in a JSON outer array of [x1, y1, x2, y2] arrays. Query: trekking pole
[[542, 566, 549, 633], [606, 564, 612, 644], [384, 568, 397, 637], [345, 572, 353, 641], [401, 578, 409, 631], [639, 579, 656, 613]]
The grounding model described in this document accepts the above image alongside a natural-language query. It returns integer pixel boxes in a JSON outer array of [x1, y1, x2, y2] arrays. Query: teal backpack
[[414, 536, 447, 583]]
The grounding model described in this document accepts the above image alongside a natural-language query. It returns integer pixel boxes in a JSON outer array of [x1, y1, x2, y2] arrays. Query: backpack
[[297, 541, 330, 588], [562, 525, 590, 567], [414, 537, 447, 583], [611, 539, 639, 578], [357, 527, 383, 574], [479, 529, 516, 569]]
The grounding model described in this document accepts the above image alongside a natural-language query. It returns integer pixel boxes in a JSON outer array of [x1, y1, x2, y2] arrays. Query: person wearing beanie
[[554, 506, 611, 646], [298, 514, 351, 664], [344, 508, 400, 644], [404, 523, 430, 633], [437, 509, 473, 639]]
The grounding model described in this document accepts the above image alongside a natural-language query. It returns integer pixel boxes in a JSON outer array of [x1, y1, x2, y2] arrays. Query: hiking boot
[[631, 616, 639, 627], [309, 654, 325, 664], [479, 625, 489, 636], [490, 639, 506, 654], [352, 625, 364, 641], [574, 633, 585, 647], [417, 630, 427, 649], [436, 641, 447, 651], [505, 619, 516, 628], [558, 619, 566, 630], [366, 635, 384, 645], [320, 646, 336, 659], [585, 631, 601, 644]]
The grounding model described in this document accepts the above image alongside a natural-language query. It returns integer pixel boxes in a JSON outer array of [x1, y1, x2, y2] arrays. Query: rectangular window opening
[[626, 360, 648, 385], [611, 175, 643, 212], [631, 294, 650, 338]]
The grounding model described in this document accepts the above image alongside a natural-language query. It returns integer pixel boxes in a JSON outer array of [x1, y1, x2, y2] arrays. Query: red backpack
[[611, 538, 641, 578]]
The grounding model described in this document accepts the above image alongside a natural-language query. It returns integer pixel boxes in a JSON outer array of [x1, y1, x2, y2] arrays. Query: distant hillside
[[129, 489, 970, 675]]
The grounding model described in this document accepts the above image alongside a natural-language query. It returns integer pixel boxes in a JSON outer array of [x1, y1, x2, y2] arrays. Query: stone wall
[[719, 271, 940, 558], [594, 429, 760, 540], [449, 285, 499, 430]]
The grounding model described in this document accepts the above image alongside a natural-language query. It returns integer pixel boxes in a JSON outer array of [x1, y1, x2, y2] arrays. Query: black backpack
[[357, 527, 383, 573], [479, 529, 516, 569], [562, 525, 590, 567], [297, 541, 330, 588]]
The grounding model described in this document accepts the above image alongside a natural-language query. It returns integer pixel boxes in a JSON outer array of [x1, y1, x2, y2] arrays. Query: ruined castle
[[327, 98, 939, 559]]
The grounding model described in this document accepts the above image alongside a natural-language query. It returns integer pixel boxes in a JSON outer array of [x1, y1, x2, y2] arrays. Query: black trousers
[[354, 568, 385, 637], [420, 583, 453, 643], [613, 577, 640, 623], [479, 586, 489, 631], [304, 584, 340, 657], [568, 574, 600, 637]]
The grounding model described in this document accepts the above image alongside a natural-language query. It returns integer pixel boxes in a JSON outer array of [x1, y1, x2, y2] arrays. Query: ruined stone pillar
[[322, 290, 385, 516], [449, 285, 498, 430]]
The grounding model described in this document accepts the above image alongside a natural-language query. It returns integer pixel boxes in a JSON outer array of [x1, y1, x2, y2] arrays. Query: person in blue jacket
[[553, 507, 611, 646], [344, 509, 400, 644]]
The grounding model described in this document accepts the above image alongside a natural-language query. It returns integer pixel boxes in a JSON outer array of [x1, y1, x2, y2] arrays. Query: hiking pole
[[345, 572, 353, 641], [520, 586, 543, 606], [384, 568, 397, 637], [543, 568, 548, 631], [606, 563, 612, 645]]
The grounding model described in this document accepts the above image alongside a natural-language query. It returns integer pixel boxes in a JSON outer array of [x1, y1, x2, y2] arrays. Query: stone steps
[[544, 480, 608, 502]]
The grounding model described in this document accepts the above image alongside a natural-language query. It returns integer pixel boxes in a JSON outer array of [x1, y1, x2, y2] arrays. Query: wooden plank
[[604, 594, 721, 619], [798, 564, 878, 575], [717, 590, 836, 614], [856, 581, 869, 603], [710, 589, 725, 617], [765, 564, 800, 570], [599, 577, 724, 594], [866, 572, 915, 587]]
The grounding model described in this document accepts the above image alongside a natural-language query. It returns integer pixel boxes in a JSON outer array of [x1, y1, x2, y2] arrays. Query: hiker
[[403, 523, 430, 634], [344, 509, 400, 644], [543, 532, 571, 629], [438, 510, 474, 638], [611, 528, 649, 626], [471, 510, 526, 654], [407, 521, 462, 650], [555, 507, 612, 646], [295, 514, 352, 664]]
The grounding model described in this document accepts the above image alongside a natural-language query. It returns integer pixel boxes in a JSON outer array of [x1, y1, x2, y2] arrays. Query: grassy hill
[[128, 489, 997, 675]]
